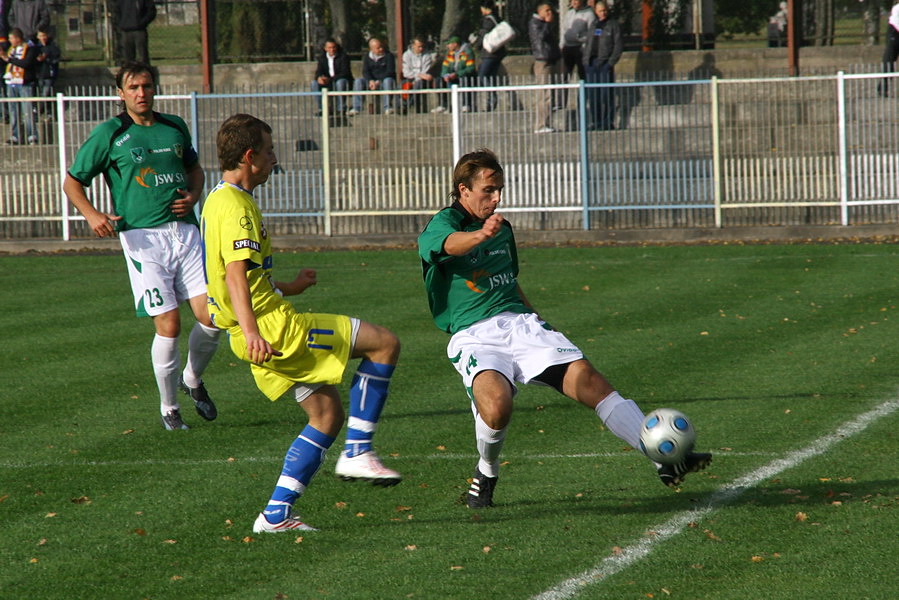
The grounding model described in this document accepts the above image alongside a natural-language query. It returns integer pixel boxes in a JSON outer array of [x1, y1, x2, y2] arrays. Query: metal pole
[[200, 0, 213, 93], [711, 76, 722, 228], [837, 72, 849, 226], [57, 93, 70, 241], [788, 0, 799, 76]]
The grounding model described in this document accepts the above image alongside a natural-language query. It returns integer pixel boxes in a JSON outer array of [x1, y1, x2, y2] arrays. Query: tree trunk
[[440, 0, 468, 45], [863, 0, 881, 46], [328, 0, 350, 48]]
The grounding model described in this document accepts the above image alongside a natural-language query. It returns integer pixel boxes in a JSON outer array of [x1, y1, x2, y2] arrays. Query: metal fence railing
[[3, 70, 899, 241]]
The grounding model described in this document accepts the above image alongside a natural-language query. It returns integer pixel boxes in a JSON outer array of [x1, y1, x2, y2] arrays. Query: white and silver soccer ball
[[639, 408, 696, 464]]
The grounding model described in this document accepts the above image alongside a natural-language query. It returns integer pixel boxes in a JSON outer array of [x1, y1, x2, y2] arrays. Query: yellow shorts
[[228, 305, 353, 401]]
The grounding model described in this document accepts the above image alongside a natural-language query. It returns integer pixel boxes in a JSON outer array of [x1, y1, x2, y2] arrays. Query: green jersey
[[68, 111, 200, 231], [418, 202, 530, 334]]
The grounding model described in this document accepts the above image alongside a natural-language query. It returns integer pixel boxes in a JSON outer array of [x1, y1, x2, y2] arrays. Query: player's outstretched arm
[[63, 174, 121, 237], [443, 212, 504, 256], [275, 268, 317, 297], [225, 259, 282, 364]]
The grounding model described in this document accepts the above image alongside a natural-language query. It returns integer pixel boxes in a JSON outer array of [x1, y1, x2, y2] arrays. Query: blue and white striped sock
[[263, 425, 335, 524], [344, 360, 395, 458]]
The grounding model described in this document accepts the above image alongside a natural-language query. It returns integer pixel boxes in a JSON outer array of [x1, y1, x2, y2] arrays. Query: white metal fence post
[[837, 71, 849, 227], [322, 87, 332, 236], [711, 76, 722, 228], [57, 92, 70, 241]]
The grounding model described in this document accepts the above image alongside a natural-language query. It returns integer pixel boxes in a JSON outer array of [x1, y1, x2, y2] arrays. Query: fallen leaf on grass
[[704, 529, 722, 541], [334, 502, 348, 509], [133, 528, 147, 536], [170, 575, 182, 581], [241, 536, 254, 543], [162, 539, 177, 544], [71, 496, 91, 504], [482, 546, 492, 553], [404, 545, 417, 551], [121, 429, 135, 435], [45, 513, 57, 518], [795, 512, 808, 522], [395, 505, 412, 512], [294, 537, 304, 544], [37, 538, 47, 546], [355, 512, 365, 518], [0, 494, 8, 503], [751, 555, 765, 563], [29, 558, 39, 564], [450, 566, 463, 571]]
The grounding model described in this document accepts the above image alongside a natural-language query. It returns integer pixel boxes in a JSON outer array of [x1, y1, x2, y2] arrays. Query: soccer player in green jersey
[[418, 149, 712, 507], [63, 62, 221, 431], [201, 114, 402, 533]]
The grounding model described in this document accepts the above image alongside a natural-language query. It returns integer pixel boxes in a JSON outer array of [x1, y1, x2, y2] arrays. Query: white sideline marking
[[531, 398, 899, 600]]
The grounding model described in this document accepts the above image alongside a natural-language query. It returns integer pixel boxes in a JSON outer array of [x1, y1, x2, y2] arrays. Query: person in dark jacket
[[8, 0, 49, 42], [582, 1, 622, 130], [474, 0, 513, 112], [311, 38, 353, 115], [349, 37, 397, 116], [116, 0, 156, 65], [529, 2, 561, 133], [35, 26, 59, 108]]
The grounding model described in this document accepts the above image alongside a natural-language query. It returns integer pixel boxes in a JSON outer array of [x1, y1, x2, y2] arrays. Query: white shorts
[[119, 222, 207, 318], [446, 311, 584, 394], [291, 317, 361, 403]]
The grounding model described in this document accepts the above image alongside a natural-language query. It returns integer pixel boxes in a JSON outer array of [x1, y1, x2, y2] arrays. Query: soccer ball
[[639, 408, 696, 464]]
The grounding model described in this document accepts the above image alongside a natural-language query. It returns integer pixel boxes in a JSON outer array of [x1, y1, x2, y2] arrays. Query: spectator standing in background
[[8, 0, 49, 43], [767, 1, 788, 48], [0, 0, 10, 125], [474, 0, 522, 112], [1, 27, 38, 144], [582, 1, 622, 130], [879, 0, 899, 97], [35, 25, 59, 113], [116, 0, 156, 65], [529, 2, 560, 134], [559, 0, 593, 108]]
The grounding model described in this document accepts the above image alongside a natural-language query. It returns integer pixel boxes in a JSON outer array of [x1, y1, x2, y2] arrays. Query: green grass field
[[1, 243, 897, 599]]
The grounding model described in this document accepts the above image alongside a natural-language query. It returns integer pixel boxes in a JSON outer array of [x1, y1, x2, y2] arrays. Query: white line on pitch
[[531, 398, 899, 600]]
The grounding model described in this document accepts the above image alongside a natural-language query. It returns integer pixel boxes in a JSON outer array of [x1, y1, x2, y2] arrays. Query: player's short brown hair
[[216, 114, 272, 171], [450, 149, 503, 200]]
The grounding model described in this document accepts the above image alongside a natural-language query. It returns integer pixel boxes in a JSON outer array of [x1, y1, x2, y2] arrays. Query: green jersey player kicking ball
[[417, 148, 712, 508], [64, 62, 221, 431]]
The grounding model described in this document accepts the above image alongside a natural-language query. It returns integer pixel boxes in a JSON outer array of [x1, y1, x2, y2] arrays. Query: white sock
[[474, 412, 507, 478], [182, 322, 221, 388], [595, 391, 645, 450], [151, 334, 180, 414]]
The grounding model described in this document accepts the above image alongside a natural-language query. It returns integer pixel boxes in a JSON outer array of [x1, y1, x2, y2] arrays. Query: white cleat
[[335, 450, 402, 486], [252, 512, 318, 533]]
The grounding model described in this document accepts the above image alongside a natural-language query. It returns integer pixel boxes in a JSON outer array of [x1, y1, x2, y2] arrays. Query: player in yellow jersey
[[201, 114, 402, 533]]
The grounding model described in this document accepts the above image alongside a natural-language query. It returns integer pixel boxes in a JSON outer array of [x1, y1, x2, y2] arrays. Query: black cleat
[[179, 377, 217, 421], [466, 467, 498, 508], [657, 451, 712, 488]]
